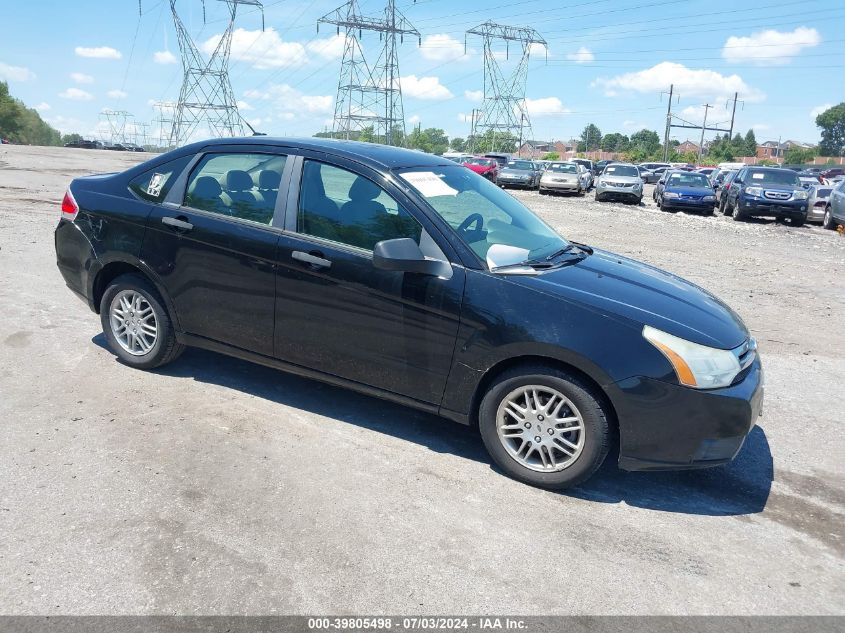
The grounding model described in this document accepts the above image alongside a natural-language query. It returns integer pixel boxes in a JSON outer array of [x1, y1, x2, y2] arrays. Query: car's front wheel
[[100, 273, 184, 370], [478, 366, 610, 489]]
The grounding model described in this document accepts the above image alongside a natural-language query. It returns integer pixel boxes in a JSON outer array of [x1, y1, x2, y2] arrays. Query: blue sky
[[2, 0, 842, 146]]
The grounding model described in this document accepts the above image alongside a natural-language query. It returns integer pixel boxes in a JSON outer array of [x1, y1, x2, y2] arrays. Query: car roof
[[178, 136, 453, 170]]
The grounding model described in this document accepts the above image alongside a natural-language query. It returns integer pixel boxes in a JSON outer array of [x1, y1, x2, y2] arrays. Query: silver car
[[497, 159, 541, 189], [595, 163, 644, 204], [807, 185, 833, 223], [823, 180, 845, 230], [539, 162, 587, 195]]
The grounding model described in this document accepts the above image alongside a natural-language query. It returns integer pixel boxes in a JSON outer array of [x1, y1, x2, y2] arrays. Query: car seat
[[187, 176, 230, 215]]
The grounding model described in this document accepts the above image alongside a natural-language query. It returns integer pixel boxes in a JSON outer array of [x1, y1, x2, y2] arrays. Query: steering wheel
[[457, 213, 484, 235]]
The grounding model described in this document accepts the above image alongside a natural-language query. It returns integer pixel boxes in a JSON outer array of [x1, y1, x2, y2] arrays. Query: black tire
[[660, 203, 670, 212], [478, 365, 611, 490], [732, 208, 745, 221], [719, 197, 728, 215], [823, 206, 836, 230], [595, 193, 603, 202], [788, 215, 805, 227], [724, 198, 735, 217], [99, 273, 185, 370]]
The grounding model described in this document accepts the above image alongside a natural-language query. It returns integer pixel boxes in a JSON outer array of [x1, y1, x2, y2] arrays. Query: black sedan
[[55, 137, 763, 489]]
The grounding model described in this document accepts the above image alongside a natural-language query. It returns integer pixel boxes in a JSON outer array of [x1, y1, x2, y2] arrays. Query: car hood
[[511, 248, 748, 349], [500, 169, 534, 176], [464, 164, 493, 174], [665, 185, 713, 195], [599, 175, 640, 183]]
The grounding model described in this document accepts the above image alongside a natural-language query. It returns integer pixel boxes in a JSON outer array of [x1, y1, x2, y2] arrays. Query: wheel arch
[[467, 355, 619, 442], [90, 258, 180, 330]]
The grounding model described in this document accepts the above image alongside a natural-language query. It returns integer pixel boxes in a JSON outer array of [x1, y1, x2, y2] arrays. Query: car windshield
[[603, 165, 638, 177], [506, 161, 534, 170], [667, 173, 711, 188], [465, 157, 493, 166], [746, 170, 800, 186], [397, 165, 568, 265], [548, 163, 578, 173]]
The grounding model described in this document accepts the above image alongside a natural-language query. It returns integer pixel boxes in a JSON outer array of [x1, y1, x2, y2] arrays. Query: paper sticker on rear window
[[606, 167, 617, 172], [401, 171, 459, 197], [751, 172, 765, 180], [147, 173, 166, 197]]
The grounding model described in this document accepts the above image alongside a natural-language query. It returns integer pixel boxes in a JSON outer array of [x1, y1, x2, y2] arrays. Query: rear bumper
[[613, 357, 764, 471], [55, 219, 98, 312], [807, 205, 827, 222]]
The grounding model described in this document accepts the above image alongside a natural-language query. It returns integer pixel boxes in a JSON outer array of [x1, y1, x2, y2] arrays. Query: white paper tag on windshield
[[402, 171, 459, 197], [751, 172, 765, 179]]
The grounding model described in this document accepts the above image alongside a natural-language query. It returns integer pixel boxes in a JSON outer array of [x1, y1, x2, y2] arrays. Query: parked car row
[[64, 140, 145, 152]]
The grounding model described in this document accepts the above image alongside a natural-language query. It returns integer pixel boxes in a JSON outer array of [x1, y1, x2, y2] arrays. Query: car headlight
[[643, 325, 742, 389], [704, 195, 716, 201], [793, 190, 808, 200], [663, 192, 679, 199], [745, 186, 763, 197]]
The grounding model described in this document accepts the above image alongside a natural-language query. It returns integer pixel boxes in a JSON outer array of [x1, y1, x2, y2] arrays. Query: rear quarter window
[[128, 155, 193, 202]]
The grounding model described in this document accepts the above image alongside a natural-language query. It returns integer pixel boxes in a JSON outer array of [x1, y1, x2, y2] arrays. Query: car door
[[141, 147, 292, 354], [833, 181, 845, 221], [272, 154, 466, 405]]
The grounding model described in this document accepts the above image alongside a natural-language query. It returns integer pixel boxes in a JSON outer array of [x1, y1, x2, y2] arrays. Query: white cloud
[[680, 104, 730, 123], [244, 83, 333, 117], [70, 72, 94, 84], [74, 46, 122, 59], [594, 62, 765, 102], [34, 102, 51, 112], [752, 123, 770, 131], [203, 28, 306, 69], [622, 120, 646, 131], [464, 89, 483, 102], [59, 87, 94, 101], [566, 47, 594, 63], [401, 75, 453, 100], [306, 34, 350, 60], [107, 89, 128, 99], [523, 97, 569, 117], [237, 100, 253, 111], [457, 112, 475, 123], [810, 103, 832, 119], [420, 34, 466, 62], [529, 42, 547, 58], [408, 114, 421, 125], [45, 115, 84, 134], [153, 50, 177, 65], [0, 62, 35, 82], [722, 27, 821, 66]]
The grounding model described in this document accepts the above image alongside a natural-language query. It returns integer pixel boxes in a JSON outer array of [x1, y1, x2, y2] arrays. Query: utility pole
[[727, 92, 743, 139], [466, 22, 546, 157], [319, 0, 420, 145], [661, 84, 675, 162], [698, 103, 712, 166]]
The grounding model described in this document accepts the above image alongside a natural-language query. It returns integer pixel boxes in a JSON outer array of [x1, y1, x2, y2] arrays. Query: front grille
[[763, 190, 791, 200]]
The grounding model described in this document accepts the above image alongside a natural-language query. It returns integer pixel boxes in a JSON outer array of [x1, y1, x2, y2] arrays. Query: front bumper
[[662, 196, 717, 211], [498, 177, 535, 188], [739, 196, 807, 218], [597, 184, 642, 201], [541, 179, 580, 191], [612, 357, 764, 471]]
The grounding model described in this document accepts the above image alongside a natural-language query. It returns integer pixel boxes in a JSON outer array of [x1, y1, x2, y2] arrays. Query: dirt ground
[[0, 144, 843, 615]]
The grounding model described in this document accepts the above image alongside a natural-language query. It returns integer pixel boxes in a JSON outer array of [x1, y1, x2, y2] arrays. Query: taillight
[[61, 189, 79, 221]]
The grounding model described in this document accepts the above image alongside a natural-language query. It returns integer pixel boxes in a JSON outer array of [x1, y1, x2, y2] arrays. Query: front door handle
[[292, 250, 331, 269], [162, 216, 193, 231]]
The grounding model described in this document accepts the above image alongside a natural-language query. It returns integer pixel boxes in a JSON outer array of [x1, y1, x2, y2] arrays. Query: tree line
[[0, 81, 62, 146]]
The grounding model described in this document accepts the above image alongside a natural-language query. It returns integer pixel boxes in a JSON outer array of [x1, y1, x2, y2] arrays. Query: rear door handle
[[162, 216, 193, 231], [292, 250, 331, 269]]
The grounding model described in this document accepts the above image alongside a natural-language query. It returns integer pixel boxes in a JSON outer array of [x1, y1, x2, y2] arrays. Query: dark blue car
[[658, 171, 717, 214]]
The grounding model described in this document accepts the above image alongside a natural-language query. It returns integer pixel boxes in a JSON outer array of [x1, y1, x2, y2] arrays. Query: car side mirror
[[373, 238, 449, 277]]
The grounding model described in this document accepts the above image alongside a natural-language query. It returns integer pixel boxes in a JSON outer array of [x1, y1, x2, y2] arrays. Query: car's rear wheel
[[100, 273, 184, 370], [478, 367, 610, 489], [823, 206, 836, 230]]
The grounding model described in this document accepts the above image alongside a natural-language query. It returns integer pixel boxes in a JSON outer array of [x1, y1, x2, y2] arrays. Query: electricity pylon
[[151, 101, 177, 149], [319, 0, 419, 145], [466, 22, 546, 152], [166, 0, 264, 146], [99, 110, 135, 144]]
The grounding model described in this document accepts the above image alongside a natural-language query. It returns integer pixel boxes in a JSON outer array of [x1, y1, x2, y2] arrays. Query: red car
[[821, 167, 845, 180], [461, 156, 499, 181]]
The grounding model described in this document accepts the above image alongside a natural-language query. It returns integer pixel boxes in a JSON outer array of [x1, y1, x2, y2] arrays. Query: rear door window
[[128, 155, 193, 203], [183, 152, 286, 225]]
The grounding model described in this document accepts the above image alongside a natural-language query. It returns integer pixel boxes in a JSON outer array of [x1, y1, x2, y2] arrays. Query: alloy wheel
[[109, 290, 158, 356], [496, 385, 585, 472]]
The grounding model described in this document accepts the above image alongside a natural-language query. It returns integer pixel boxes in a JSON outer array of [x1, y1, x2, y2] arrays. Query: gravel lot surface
[[1, 145, 843, 615]]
